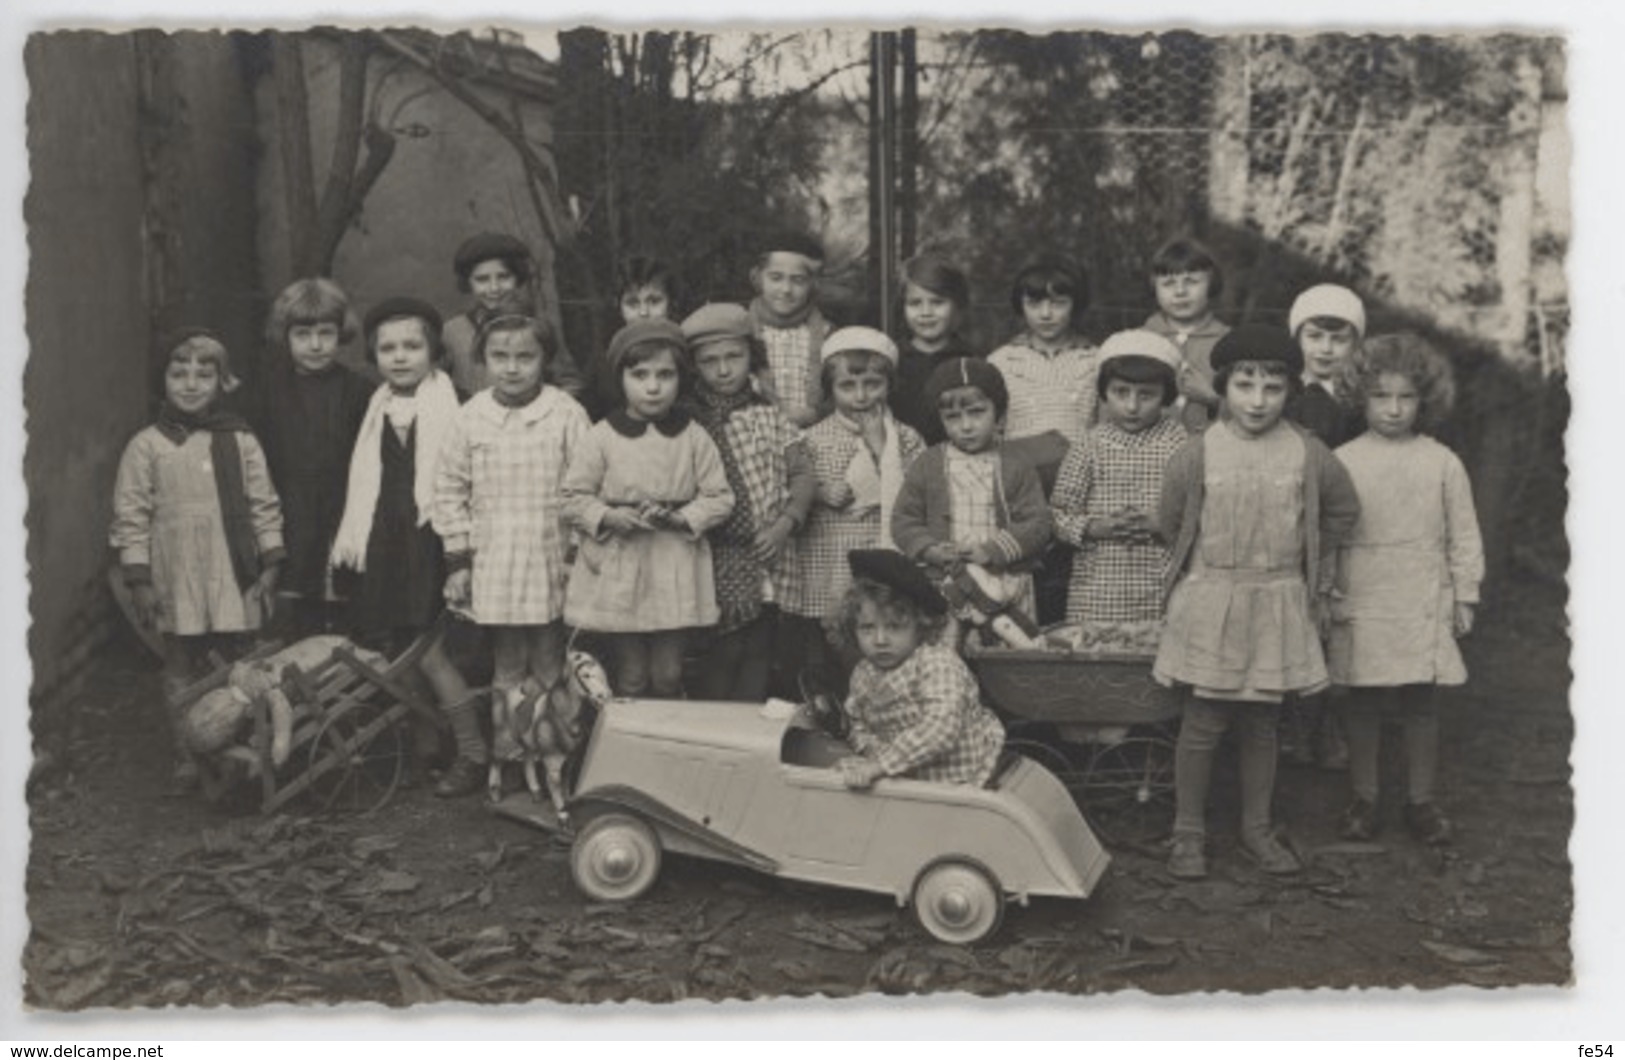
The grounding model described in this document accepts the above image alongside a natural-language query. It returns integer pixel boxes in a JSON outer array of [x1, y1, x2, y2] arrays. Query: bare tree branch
[[371, 29, 570, 248]]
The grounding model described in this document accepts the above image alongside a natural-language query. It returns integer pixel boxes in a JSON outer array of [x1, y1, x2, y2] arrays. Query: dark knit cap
[[607, 318, 687, 367], [923, 356, 1009, 418], [364, 296, 443, 341], [848, 549, 948, 617], [1210, 323, 1304, 377], [452, 232, 530, 279]]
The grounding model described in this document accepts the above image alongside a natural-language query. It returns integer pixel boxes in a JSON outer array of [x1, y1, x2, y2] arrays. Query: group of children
[[110, 229, 1484, 883]]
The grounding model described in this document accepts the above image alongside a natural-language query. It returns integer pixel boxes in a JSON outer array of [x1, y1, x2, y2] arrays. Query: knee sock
[[1344, 688, 1384, 803], [1173, 697, 1229, 838], [1237, 704, 1281, 839], [1401, 685, 1440, 804]]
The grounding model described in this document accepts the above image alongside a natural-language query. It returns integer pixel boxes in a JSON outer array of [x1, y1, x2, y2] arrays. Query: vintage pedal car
[[562, 696, 1111, 944]]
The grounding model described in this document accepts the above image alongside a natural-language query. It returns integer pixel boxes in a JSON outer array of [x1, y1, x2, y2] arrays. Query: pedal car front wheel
[[911, 857, 1005, 945], [570, 813, 662, 902]]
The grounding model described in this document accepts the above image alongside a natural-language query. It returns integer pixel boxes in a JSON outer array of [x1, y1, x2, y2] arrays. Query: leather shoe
[[433, 757, 485, 798]]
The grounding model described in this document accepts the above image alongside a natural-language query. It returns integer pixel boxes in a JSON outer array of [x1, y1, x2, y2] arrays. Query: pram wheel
[[1003, 732, 1077, 781], [1081, 731, 1175, 812]]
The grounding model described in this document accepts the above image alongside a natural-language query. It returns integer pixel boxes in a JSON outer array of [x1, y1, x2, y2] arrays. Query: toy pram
[[165, 615, 451, 815], [963, 628, 1181, 819]]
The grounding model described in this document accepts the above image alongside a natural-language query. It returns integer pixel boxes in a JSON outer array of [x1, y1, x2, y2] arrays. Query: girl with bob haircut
[[988, 252, 1099, 446], [892, 253, 978, 445], [435, 298, 591, 793], [248, 277, 371, 638], [1144, 236, 1231, 433], [562, 319, 735, 698]]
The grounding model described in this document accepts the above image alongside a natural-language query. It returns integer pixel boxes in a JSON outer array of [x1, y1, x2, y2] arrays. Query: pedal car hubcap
[[571, 814, 661, 902], [595, 843, 642, 883], [913, 861, 1003, 944]]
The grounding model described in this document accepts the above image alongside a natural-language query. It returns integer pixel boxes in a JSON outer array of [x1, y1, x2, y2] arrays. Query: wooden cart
[[168, 617, 451, 815]]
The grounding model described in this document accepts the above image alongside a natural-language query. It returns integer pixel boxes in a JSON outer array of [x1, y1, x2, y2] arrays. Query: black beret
[[1210, 323, 1304, 377], [364, 296, 443, 341], [452, 232, 530, 278], [923, 357, 1008, 416], [848, 549, 948, 617]]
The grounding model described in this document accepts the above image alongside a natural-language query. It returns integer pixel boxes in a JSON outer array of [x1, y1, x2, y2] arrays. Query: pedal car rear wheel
[[570, 813, 662, 902], [912, 858, 1005, 945]]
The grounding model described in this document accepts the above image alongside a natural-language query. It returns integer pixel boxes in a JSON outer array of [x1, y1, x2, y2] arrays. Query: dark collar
[[607, 407, 691, 438]]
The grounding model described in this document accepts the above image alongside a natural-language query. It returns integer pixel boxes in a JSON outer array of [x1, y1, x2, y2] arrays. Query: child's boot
[[1338, 797, 1378, 841], [1405, 801, 1453, 846], [1241, 826, 1302, 875], [1167, 832, 1207, 880]]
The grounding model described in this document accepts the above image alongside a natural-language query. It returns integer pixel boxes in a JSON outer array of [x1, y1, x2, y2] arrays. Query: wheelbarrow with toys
[[111, 569, 451, 814]]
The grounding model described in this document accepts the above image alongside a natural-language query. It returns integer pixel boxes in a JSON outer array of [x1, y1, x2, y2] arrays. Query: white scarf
[[330, 369, 461, 573], [840, 409, 906, 551]]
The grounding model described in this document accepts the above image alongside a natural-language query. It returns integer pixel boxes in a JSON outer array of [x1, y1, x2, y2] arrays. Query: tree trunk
[[271, 33, 318, 278]]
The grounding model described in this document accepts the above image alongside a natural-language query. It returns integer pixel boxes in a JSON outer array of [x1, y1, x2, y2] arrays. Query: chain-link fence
[[900, 30, 1568, 599]]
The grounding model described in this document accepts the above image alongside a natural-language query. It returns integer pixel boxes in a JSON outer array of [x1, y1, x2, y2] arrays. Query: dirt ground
[[22, 578, 1573, 1010]]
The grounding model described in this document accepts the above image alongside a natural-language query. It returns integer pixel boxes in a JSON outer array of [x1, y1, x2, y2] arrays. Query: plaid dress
[[789, 414, 925, 620], [432, 387, 588, 625], [945, 446, 1034, 618], [693, 392, 808, 633], [987, 332, 1102, 447], [846, 641, 1005, 785], [1052, 416, 1187, 626]]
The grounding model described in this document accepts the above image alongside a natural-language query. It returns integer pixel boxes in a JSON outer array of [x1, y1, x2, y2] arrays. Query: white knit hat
[[1289, 284, 1366, 338], [1098, 328, 1183, 373], [821, 326, 899, 366]]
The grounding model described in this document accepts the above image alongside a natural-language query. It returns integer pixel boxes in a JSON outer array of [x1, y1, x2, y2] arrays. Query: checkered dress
[[1051, 416, 1187, 625], [945, 446, 1033, 616], [762, 325, 815, 418], [788, 414, 925, 620], [845, 641, 1005, 786], [432, 388, 588, 625], [987, 333, 1103, 447]]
